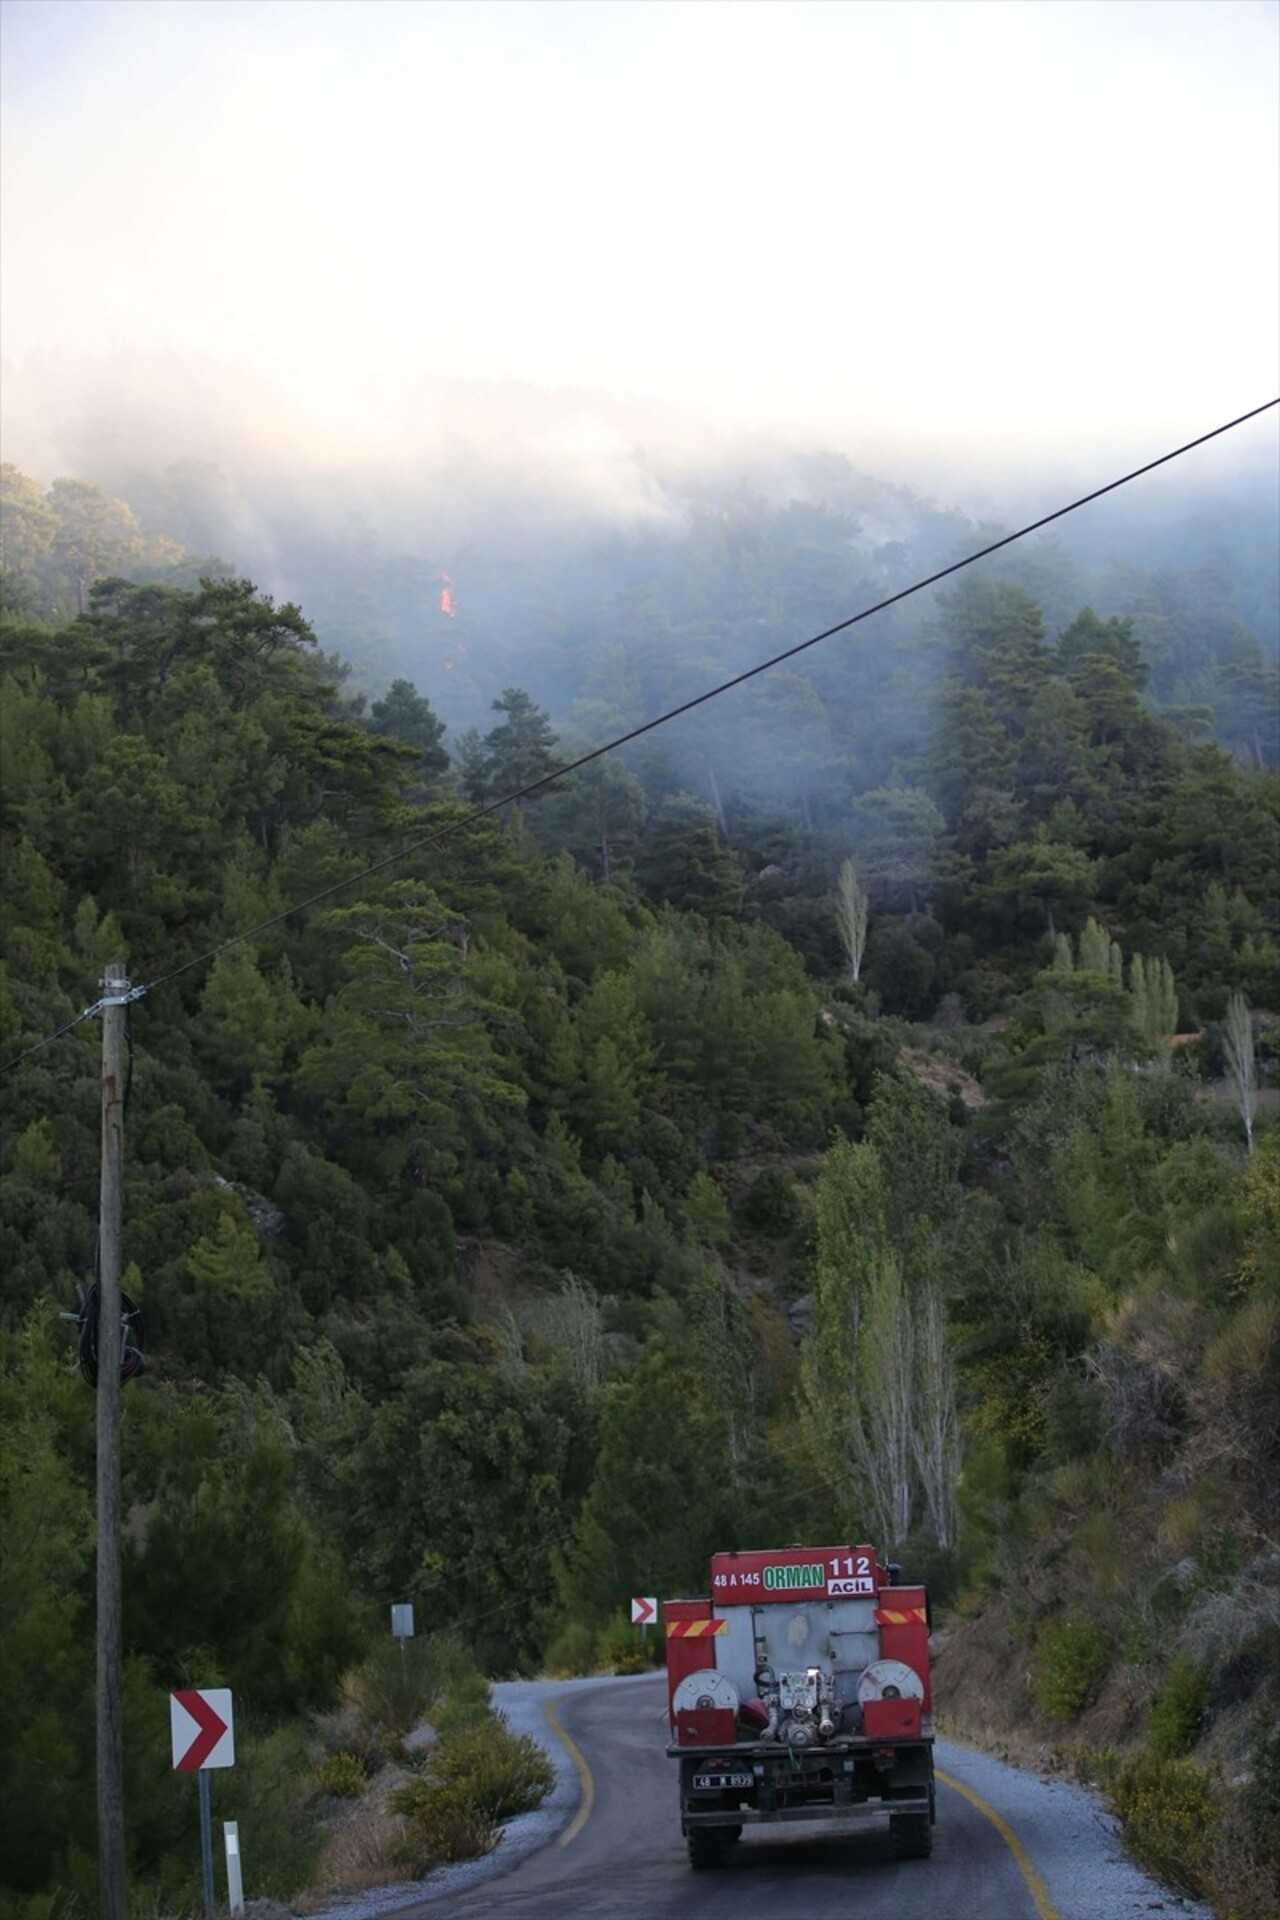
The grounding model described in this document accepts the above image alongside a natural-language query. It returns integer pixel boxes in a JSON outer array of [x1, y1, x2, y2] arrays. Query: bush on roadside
[[1213, 1698, 1280, 1920], [1032, 1616, 1109, 1721], [1148, 1653, 1211, 1758], [312, 1749, 370, 1799], [209, 1720, 321, 1902], [345, 1631, 471, 1740], [1075, 1700, 1279, 1918], [431, 1666, 493, 1738], [1074, 1745, 1117, 1790], [595, 1617, 655, 1674], [543, 1620, 597, 1677], [1106, 1751, 1215, 1901], [393, 1778, 500, 1869], [390, 1712, 554, 1872]]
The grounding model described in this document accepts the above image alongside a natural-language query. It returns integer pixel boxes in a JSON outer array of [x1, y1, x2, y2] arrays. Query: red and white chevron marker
[[630, 1596, 658, 1626], [170, 1689, 235, 1770]]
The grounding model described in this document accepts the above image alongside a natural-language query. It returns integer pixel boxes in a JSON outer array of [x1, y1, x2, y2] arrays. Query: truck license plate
[[693, 1770, 753, 1790]]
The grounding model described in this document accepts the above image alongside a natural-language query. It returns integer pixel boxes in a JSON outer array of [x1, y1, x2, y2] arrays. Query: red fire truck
[[664, 1543, 935, 1868]]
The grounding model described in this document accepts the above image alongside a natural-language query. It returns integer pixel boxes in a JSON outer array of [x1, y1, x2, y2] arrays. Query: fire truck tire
[[687, 1830, 729, 1869], [890, 1812, 933, 1858]]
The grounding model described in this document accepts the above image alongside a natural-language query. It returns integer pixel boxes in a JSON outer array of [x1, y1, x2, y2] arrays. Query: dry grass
[[932, 1602, 1145, 1772], [292, 1765, 415, 1912], [931, 1606, 1048, 1765]]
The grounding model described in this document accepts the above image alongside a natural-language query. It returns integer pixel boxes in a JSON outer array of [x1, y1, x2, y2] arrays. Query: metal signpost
[[171, 1689, 235, 1916], [96, 966, 129, 1920], [391, 1601, 414, 1677]]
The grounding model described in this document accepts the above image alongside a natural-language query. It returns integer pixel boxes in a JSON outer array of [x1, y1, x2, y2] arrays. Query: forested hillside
[[1, 463, 1276, 1918]]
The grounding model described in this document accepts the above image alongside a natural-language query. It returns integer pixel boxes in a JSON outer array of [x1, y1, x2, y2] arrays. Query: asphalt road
[[370, 1673, 1211, 1920]]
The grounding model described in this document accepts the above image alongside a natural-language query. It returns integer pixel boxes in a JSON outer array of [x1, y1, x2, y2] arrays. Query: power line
[[0, 987, 147, 1075], [2, 396, 1276, 1078]]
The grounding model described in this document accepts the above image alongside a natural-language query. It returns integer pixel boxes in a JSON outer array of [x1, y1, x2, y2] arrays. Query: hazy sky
[[2, 0, 1278, 479]]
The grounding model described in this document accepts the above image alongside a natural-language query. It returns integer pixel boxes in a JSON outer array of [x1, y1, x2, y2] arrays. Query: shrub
[[342, 1628, 492, 1761], [346, 1632, 461, 1739], [1074, 1745, 1118, 1790], [543, 1620, 597, 1677], [595, 1616, 654, 1674], [432, 1667, 493, 1738], [394, 1780, 499, 1870], [1246, 1702, 1280, 1855], [1149, 1653, 1210, 1758], [390, 1713, 554, 1871], [312, 1750, 371, 1799], [1224, 1700, 1280, 1917], [428, 1716, 554, 1821], [1106, 1752, 1215, 1900], [1032, 1616, 1109, 1721], [741, 1168, 798, 1234]]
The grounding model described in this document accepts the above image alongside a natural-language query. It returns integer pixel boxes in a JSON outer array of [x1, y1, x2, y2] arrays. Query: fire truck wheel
[[687, 1829, 729, 1869], [890, 1812, 933, 1858]]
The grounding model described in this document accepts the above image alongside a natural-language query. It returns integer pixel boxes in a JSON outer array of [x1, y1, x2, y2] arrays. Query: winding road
[[369, 1673, 1211, 1920]]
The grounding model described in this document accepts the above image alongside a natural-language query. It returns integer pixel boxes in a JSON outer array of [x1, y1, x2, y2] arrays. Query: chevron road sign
[[171, 1689, 235, 1770]]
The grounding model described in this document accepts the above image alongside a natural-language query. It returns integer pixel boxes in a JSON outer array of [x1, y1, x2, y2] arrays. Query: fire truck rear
[[664, 1543, 935, 1868]]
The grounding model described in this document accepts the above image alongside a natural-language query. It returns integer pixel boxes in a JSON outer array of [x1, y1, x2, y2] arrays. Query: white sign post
[[224, 1821, 245, 1916]]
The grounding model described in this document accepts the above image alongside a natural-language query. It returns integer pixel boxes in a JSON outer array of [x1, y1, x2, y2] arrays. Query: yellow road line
[[543, 1699, 595, 1848], [936, 1768, 1061, 1920]]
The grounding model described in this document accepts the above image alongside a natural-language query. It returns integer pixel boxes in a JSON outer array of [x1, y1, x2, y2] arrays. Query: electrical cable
[[2, 396, 1276, 1078], [0, 984, 146, 1075], [1, 1007, 101, 1071]]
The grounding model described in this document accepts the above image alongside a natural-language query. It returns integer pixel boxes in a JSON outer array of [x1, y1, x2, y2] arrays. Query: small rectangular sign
[[390, 1604, 414, 1638], [630, 1596, 657, 1626]]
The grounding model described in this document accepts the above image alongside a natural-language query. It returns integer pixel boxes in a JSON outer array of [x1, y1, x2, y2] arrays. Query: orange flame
[[440, 573, 455, 617]]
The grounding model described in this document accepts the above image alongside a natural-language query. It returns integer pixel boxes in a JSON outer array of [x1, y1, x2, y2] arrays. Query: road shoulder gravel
[[934, 1738, 1213, 1920]]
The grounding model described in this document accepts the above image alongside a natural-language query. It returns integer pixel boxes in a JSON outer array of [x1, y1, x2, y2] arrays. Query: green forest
[[0, 460, 1277, 1918]]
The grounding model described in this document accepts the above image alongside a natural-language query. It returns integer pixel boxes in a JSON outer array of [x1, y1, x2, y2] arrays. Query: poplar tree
[[800, 1125, 961, 1553], [911, 1281, 960, 1550], [1128, 952, 1178, 1059], [1079, 915, 1124, 982], [1223, 990, 1258, 1155], [854, 1250, 916, 1548], [834, 857, 869, 984]]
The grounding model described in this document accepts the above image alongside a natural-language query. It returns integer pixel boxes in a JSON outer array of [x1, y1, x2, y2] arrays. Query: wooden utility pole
[[97, 963, 128, 1920]]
